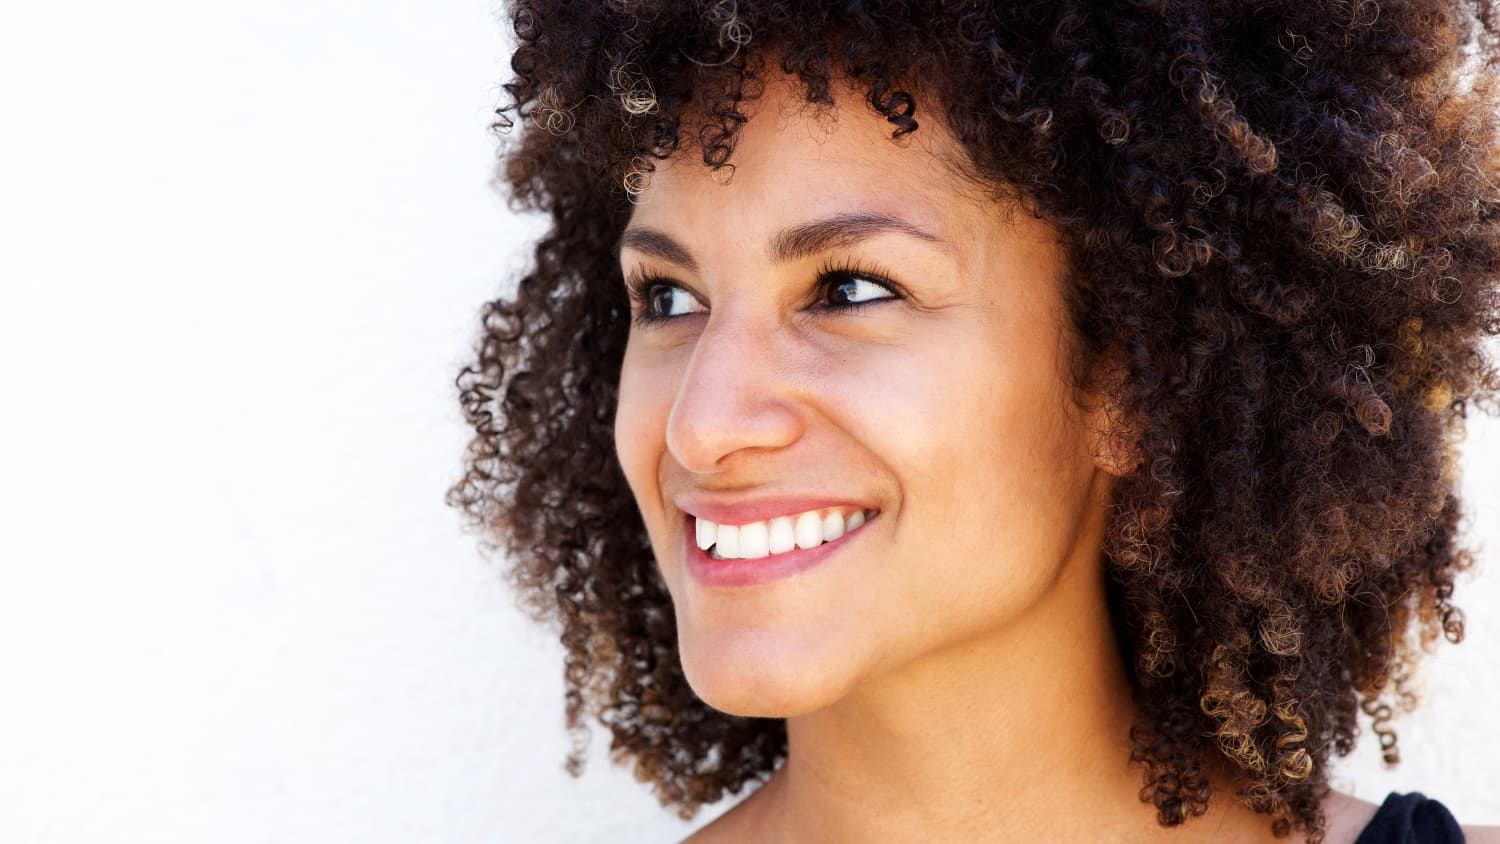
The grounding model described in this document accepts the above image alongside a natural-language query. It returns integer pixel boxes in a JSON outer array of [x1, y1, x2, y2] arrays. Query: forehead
[[624, 71, 989, 242]]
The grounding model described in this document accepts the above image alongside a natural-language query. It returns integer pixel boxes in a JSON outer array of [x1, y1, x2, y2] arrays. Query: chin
[[678, 629, 853, 719]]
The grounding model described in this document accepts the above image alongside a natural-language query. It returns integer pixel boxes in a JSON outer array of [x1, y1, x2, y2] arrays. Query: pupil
[[832, 280, 853, 303]]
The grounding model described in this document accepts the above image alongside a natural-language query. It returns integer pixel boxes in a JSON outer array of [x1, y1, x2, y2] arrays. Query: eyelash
[[622, 256, 904, 328]]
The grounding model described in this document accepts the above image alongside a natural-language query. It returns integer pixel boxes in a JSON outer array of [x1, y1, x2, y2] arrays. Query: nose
[[664, 307, 807, 475]]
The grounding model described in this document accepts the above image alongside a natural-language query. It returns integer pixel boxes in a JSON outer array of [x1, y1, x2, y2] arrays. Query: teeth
[[699, 507, 877, 560], [738, 521, 769, 558], [821, 510, 845, 543], [768, 516, 797, 554], [716, 523, 739, 559], [793, 511, 822, 550]]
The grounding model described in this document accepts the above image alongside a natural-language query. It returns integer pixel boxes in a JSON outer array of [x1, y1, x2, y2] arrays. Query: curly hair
[[446, 1, 1500, 840]]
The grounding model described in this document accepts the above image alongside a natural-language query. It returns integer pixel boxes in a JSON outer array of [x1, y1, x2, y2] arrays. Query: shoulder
[[1333, 788, 1496, 844], [1318, 788, 1383, 844], [676, 792, 764, 844], [677, 808, 753, 844], [677, 772, 783, 843]]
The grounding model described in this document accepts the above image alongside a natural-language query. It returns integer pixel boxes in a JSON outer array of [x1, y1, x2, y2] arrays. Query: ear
[[1081, 347, 1147, 479]]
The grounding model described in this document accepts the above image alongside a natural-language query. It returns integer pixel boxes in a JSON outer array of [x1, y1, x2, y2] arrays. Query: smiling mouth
[[680, 506, 881, 589], [686, 507, 880, 562]]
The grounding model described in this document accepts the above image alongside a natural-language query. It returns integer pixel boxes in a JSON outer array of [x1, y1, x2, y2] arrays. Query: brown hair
[[447, 2, 1500, 841]]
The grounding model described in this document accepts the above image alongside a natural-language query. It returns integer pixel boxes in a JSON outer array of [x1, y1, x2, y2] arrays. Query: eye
[[635, 281, 703, 322], [623, 257, 904, 328], [826, 274, 892, 308]]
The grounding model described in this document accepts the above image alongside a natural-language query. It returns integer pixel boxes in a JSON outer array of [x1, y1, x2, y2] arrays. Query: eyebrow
[[613, 211, 950, 272]]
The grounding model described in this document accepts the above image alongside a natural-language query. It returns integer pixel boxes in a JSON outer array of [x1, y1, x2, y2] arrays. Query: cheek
[[838, 322, 1054, 503], [613, 353, 671, 514], [851, 323, 1092, 621]]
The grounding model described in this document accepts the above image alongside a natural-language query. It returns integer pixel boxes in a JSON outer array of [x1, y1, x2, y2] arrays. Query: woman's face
[[614, 71, 1121, 718]]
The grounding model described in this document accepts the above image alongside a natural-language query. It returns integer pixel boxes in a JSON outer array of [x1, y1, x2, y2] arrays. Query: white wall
[[0, 3, 1494, 842]]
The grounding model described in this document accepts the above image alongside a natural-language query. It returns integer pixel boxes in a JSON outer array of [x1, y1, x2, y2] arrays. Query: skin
[[611, 65, 1414, 843]]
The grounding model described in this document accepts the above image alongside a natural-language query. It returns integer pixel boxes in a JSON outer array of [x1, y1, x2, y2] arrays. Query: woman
[[449, 1, 1500, 841]]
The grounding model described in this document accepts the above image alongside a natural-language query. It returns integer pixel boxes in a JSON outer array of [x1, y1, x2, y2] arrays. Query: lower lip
[[683, 511, 879, 589]]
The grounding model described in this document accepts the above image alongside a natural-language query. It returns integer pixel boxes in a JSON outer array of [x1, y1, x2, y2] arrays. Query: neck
[[698, 475, 1292, 844], [758, 548, 1165, 842]]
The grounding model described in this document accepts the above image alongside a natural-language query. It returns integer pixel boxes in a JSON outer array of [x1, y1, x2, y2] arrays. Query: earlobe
[[1089, 410, 1146, 479], [1083, 351, 1147, 479], [1103, 430, 1146, 479]]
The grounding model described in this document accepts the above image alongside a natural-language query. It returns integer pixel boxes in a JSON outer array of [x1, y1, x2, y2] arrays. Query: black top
[[1354, 792, 1465, 844]]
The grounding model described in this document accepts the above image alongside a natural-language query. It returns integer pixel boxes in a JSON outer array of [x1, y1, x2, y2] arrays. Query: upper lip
[[675, 494, 880, 526]]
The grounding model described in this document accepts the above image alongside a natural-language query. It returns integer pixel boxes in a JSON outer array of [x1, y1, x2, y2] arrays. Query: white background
[[0, 2, 1496, 841]]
